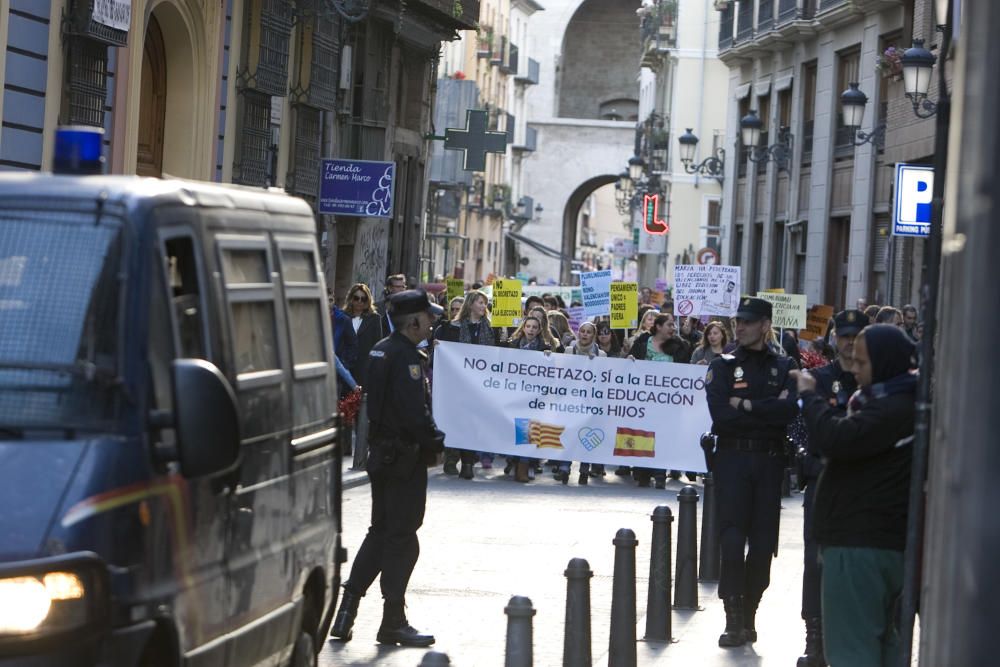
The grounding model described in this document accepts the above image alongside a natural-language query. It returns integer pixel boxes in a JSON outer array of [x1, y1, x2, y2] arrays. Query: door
[[825, 217, 851, 308], [137, 16, 166, 177]]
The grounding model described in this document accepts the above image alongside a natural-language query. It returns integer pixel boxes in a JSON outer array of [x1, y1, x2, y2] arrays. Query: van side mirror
[[171, 359, 241, 479]]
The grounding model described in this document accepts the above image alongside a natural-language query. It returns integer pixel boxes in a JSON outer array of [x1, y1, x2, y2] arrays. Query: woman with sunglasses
[[344, 283, 383, 388], [595, 322, 624, 358]]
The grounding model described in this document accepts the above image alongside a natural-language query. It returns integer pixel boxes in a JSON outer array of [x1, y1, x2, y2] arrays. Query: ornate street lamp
[[840, 83, 886, 148], [902, 39, 938, 118], [677, 128, 725, 180], [740, 109, 792, 171], [628, 154, 646, 182]]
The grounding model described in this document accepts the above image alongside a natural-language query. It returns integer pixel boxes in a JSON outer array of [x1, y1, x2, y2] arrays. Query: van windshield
[[0, 208, 124, 432]]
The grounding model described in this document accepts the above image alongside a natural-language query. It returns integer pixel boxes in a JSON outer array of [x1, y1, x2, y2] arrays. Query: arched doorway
[[136, 15, 166, 177], [561, 174, 620, 281]]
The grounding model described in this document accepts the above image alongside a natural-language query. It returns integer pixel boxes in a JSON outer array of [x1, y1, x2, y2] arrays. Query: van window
[[280, 248, 326, 369], [219, 240, 282, 380], [164, 236, 206, 359]]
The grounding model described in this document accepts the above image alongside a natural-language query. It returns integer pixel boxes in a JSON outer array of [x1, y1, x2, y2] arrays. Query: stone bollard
[[352, 393, 369, 470], [674, 486, 699, 610], [644, 506, 673, 642], [418, 652, 451, 666], [563, 558, 593, 667], [699, 474, 720, 583], [609, 528, 638, 667], [505, 596, 536, 667]]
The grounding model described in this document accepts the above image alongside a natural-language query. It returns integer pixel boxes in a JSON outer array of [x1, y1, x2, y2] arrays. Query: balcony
[[411, 0, 480, 29], [503, 43, 519, 75], [640, 0, 677, 68], [814, 0, 858, 28], [735, 2, 754, 44], [515, 57, 540, 85], [491, 35, 507, 67], [476, 25, 493, 59], [512, 126, 537, 154], [773, 0, 817, 40], [718, 4, 734, 51]]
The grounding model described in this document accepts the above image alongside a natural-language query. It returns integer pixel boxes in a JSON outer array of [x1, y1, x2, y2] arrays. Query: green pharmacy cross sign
[[428, 109, 508, 172]]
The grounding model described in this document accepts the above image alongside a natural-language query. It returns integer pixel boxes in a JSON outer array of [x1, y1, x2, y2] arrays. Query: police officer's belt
[[716, 437, 784, 453]]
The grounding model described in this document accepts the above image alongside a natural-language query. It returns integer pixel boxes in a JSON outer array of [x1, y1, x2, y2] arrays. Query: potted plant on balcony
[[875, 45, 904, 81]]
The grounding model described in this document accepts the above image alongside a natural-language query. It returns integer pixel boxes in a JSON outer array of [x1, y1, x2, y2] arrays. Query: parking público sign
[[892, 164, 933, 237]]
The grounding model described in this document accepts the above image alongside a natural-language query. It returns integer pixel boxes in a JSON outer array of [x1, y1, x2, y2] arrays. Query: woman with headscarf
[[792, 325, 917, 667], [555, 322, 606, 484], [504, 316, 553, 482]]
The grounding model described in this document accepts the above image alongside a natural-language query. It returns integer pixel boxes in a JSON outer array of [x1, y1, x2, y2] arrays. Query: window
[[778, 87, 793, 129], [835, 48, 861, 150], [706, 199, 722, 252], [220, 239, 281, 380], [758, 94, 771, 148], [738, 95, 751, 178], [164, 236, 206, 359], [279, 246, 328, 371], [802, 61, 817, 161], [770, 221, 786, 288]]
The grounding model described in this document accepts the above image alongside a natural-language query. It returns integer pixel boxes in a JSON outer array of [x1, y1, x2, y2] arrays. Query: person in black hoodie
[[792, 324, 916, 667]]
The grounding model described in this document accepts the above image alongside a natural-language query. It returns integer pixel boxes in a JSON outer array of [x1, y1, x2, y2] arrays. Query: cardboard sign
[[446, 278, 465, 303], [672, 264, 742, 318], [756, 292, 807, 329], [580, 270, 613, 318], [610, 282, 639, 329], [800, 304, 836, 341], [491, 279, 523, 328]]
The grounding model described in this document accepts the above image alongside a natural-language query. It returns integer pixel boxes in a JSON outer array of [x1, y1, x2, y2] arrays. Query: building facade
[[0, 0, 478, 299], [716, 0, 936, 308]]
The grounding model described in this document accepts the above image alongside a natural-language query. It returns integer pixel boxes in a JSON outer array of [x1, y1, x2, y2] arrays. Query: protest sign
[[446, 278, 465, 303], [673, 264, 742, 318], [432, 342, 711, 471], [580, 270, 613, 318], [491, 279, 523, 328], [800, 304, 835, 340], [522, 285, 582, 306], [756, 292, 807, 329], [610, 282, 639, 329], [566, 306, 586, 333]]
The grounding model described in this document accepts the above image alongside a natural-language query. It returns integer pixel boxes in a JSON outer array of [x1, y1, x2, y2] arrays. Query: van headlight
[[0, 554, 109, 644]]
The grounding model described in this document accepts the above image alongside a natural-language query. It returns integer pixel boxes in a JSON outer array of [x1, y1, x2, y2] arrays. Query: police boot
[[376, 598, 435, 647], [796, 617, 826, 667], [744, 593, 761, 642], [718, 596, 747, 647], [330, 587, 362, 641]]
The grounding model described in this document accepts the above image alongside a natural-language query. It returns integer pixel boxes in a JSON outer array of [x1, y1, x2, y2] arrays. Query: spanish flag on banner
[[529, 420, 566, 449], [614, 427, 656, 457]]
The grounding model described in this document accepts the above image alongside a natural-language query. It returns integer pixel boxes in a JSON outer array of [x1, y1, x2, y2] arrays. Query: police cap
[[734, 296, 772, 322], [833, 309, 866, 337], [388, 288, 444, 318]]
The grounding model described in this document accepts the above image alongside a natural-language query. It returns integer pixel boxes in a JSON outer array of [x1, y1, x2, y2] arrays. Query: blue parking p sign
[[892, 164, 933, 237]]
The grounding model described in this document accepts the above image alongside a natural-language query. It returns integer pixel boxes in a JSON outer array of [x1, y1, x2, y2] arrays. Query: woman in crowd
[[506, 315, 554, 482], [625, 306, 659, 352], [556, 322, 606, 485], [794, 325, 916, 667], [680, 316, 703, 348], [691, 321, 729, 365], [874, 306, 904, 327], [435, 289, 502, 478], [525, 306, 564, 352], [344, 282, 383, 388], [629, 313, 692, 488], [547, 310, 576, 349], [596, 321, 624, 358]]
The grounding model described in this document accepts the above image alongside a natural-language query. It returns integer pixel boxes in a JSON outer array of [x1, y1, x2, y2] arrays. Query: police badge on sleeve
[[409, 364, 422, 380]]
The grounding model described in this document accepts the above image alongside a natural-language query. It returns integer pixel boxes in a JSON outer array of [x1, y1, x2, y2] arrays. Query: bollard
[[352, 393, 368, 470], [674, 486, 699, 610], [609, 528, 638, 667], [563, 558, 593, 667], [699, 474, 720, 583], [505, 596, 536, 667], [418, 652, 451, 666], [644, 506, 673, 642], [781, 465, 792, 498]]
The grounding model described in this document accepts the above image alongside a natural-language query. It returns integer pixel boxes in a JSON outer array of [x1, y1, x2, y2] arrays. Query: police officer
[[331, 289, 445, 647], [795, 309, 863, 667], [704, 297, 798, 647]]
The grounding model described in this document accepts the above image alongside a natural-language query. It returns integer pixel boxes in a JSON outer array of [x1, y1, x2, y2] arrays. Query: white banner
[[432, 342, 711, 472], [92, 0, 131, 31], [673, 264, 741, 318]]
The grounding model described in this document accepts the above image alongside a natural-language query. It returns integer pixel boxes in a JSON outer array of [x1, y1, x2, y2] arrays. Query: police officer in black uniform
[[704, 297, 798, 648], [331, 289, 445, 647], [795, 309, 863, 667]]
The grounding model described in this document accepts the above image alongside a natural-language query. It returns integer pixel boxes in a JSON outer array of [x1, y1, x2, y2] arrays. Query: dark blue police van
[[0, 130, 343, 666]]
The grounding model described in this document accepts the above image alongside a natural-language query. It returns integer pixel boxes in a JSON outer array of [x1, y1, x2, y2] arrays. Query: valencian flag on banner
[[614, 427, 656, 457], [514, 418, 566, 449]]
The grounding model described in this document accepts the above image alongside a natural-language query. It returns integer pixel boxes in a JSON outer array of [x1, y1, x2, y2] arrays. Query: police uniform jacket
[[705, 345, 798, 441], [366, 331, 439, 452], [801, 360, 857, 473]]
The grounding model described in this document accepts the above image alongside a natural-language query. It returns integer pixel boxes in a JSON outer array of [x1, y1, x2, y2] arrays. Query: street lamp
[[740, 109, 792, 171], [628, 154, 646, 182], [677, 128, 726, 180], [902, 39, 938, 118], [840, 83, 886, 148]]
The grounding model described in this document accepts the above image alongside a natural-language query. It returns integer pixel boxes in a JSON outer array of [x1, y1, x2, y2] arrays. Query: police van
[[0, 129, 343, 666]]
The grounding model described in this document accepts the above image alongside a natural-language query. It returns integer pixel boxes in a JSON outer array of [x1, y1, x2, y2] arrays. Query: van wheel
[[290, 631, 316, 667]]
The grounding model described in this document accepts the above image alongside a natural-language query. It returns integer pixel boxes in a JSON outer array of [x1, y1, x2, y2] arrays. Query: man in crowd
[[704, 297, 799, 648], [795, 309, 865, 667], [902, 304, 919, 342], [379, 273, 408, 334], [331, 289, 445, 648]]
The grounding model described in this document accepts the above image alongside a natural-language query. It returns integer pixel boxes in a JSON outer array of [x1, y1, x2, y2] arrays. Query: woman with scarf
[[434, 289, 503, 478], [792, 325, 916, 667], [505, 316, 553, 482], [554, 322, 606, 484]]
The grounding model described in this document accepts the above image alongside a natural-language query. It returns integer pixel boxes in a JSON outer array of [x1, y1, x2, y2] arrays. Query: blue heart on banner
[[578, 428, 605, 451]]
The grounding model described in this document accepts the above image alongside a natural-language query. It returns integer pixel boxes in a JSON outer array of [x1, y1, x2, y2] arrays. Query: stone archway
[[562, 174, 620, 274]]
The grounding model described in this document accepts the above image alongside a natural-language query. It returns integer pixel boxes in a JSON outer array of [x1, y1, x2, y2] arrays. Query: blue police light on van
[[893, 164, 934, 237], [52, 126, 105, 175]]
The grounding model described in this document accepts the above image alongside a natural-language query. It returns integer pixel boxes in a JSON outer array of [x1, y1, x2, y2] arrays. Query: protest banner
[[800, 304, 835, 341], [756, 292, 807, 329], [673, 264, 742, 318], [491, 279, 523, 328], [432, 342, 711, 471], [610, 282, 639, 329], [446, 278, 465, 303], [580, 269, 613, 318]]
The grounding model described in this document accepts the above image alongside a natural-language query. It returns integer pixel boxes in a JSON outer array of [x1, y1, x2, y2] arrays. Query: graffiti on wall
[[354, 218, 389, 291]]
